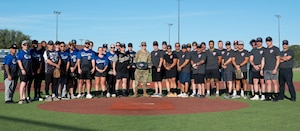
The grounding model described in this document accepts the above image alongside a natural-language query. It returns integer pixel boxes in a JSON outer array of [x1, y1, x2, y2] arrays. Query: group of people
[[3, 36, 296, 104]]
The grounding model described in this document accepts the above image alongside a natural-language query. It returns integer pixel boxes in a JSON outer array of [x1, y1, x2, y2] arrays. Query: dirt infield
[[37, 97, 248, 115]]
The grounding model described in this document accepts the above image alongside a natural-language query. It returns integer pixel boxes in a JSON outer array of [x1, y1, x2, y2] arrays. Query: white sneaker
[[182, 93, 189, 98], [70, 94, 76, 99], [233, 90, 237, 96], [232, 95, 241, 99], [86, 94, 93, 99], [250, 95, 259, 100], [178, 93, 184, 97], [76, 94, 82, 99], [111, 94, 116, 97], [106, 93, 111, 98], [260, 95, 266, 101], [151, 93, 159, 97], [190, 92, 196, 97]]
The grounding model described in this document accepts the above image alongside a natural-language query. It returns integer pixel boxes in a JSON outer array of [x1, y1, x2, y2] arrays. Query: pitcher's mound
[[37, 97, 248, 115]]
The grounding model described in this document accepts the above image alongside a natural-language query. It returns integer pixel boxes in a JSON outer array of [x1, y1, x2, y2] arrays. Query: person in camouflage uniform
[[133, 42, 152, 97]]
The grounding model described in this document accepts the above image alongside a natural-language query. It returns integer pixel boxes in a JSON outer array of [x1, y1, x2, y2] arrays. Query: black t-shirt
[[178, 51, 191, 73], [233, 49, 250, 72], [263, 46, 280, 70], [112, 52, 130, 74], [205, 48, 220, 70], [151, 50, 163, 68], [279, 49, 294, 69], [191, 52, 206, 74], [222, 49, 234, 72], [164, 52, 177, 69], [250, 47, 265, 71]]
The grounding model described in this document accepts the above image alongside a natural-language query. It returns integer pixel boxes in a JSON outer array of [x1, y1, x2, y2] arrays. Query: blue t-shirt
[[69, 49, 78, 67], [30, 48, 42, 72], [106, 51, 116, 71], [17, 49, 32, 74], [59, 51, 70, 74], [77, 48, 95, 71], [95, 55, 109, 70], [4, 54, 18, 79]]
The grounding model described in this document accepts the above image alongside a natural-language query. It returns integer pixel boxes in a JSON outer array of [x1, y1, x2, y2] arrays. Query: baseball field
[[0, 71, 299, 131]]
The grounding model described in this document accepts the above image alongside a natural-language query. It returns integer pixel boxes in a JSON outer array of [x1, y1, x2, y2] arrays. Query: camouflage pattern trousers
[[134, 69, 149, 90]]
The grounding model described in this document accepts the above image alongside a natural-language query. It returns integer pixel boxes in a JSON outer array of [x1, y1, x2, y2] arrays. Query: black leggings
[[107, 74, 116, 94], [45, 73, 59, 96], [27, 74, 42, 98]]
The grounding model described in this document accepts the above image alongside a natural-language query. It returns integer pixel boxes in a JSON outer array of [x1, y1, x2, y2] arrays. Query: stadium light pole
[[54, 11, 61, 41], [79, 39, 84, 45], [168, 23, 173, 45], [178, 0, 180, 44], [275, 15, 281, 50]]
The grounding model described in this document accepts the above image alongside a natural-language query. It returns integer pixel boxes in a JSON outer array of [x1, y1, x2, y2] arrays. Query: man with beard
[[177, 44, 191, 98], [222, 41, 235, 99]]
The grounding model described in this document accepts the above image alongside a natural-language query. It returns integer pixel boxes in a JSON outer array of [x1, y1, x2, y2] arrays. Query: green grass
[[0, 93, 299, 131]]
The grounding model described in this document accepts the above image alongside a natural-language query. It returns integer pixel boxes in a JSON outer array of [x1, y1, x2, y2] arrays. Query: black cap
[[200, 42, 206, 46], [250, 39, 256, 44], [266, 36, 272, 42], [128, 43, 133, 47], [162, 41, 167, 45], [282, 40, 288, 45], [182, 44, 187, 49], [32, 40, 39, 44], [256, 37, 263, 42], [187, 43, 191, 48], [225, 41, 231, 45], [103, 44, 108, 48], [48, 40, 54, 45], [55, 41, 60, 45], [167, 44, 172, 49], [192, 41, 197, 46], [197, 44, 201, 48], [9, 44, 18, 49], [233, 40, 238, 45], [153, 41, 158, 46], [120, 43, 126, 48]]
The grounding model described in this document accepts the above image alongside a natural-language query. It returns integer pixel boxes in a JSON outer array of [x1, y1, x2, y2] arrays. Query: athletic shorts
[[264, 70, 277, 80], [190, 71, 194, 79], [223, 71, 233, 82], [78, 71, 92, 80], [116, 73, 129, 79], [194, 74, 205, 84], [179, 72, 190, 84], [95, 71, 107, 77], [161, 67, 166, 79], [165, 67, 177, 79], [152, 67, 162, 82], [205, 69, 220, 79], [128, 68, 135, 80], [19, 74, 31, 82], [251, 71, 263, 79]]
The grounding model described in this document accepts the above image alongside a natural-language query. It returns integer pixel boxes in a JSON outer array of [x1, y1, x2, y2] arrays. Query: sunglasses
[[23, 44, 28, 46], [110, 47, 115, 48], [142, 45, 146, 47], [61, 46, 65, 47]]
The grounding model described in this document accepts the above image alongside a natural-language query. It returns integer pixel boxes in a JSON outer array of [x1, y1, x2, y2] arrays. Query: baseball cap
[[250, 39, 256, 44], [22, 40, 29, 45], [85, 40, 90, 45], [48, 40, 54, 45], [167, 44, 172, 49], [187, 43, 191, 48], [55, 41, 60, 45], [162, 41, 167, 45], [103, 44, 108, 48], [141, 42, 146, 46], [71, 39, 77, 44], [128, 43, 133, 47], [225, 41, 231, 45], [182, 44, 187, 49], [32, 40, 39, 44], [197, 44, 201, 48], [9, 44, 18, 49], [233, 40, 238, 45], [120, 43, 126, 48], [256, 37, 263, 42], [238, 41, 244, 45], [153, 41, 158, 46], [282, 40, 288, 45], [68, 41, 74, 45], [266, 36, 272, 41]]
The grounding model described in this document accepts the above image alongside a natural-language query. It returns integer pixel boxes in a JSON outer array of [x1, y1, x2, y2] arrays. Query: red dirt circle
[[37, 97, 248, 116]]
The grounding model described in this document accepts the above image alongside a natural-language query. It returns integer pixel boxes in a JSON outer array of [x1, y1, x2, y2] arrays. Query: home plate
[[110, 100, 174, 110]]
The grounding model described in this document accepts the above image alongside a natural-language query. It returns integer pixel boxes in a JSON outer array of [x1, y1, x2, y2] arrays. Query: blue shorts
[[179, 72, 190, 84]]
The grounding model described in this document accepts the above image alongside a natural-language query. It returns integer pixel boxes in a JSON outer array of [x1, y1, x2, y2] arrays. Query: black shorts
[[190, 71, 194, 79], [116, 73, 129, 79], [165, 67, 177, 79], [251, 71, 263, 79], [152, 67, 162, 82], [20, 74, 31, 82], [95, 71, 107, 77], [194, 74, 205, 84], [78, 71, 92, 80], [161, 67, 166, 79], [224, 71, 233, 81], [128, 68, 135, 80], [205, 69, 220, 79]]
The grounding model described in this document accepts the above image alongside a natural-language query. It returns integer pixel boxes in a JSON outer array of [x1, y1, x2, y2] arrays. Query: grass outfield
[[0, 93, 299, 131]]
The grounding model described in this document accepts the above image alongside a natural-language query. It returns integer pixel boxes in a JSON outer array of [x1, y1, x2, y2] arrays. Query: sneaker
[[38, 97, 44, 101], [197, 94, 201, 98], [26, 97, 32, 103], [182, 93, 189, 98], [61, 97, 70, 100], [190, 92, 196, 97], [111, 94, 116, 98], [242, 95, 247, 99], [260, 95, 266, 101], [32, 96, 39, 101], [250, 95, 259, 101], [45, 95, 52, 101], [106, 93, 111, 98], [158, 94, 163, 98], [167, 93, 176, 97], [233, 90, 237, 96], [52, 97, 60, 101], [232, 95, 241, 99], [76, 94, 82, 99], [205, 93, 210, 97], [200, 95, 206, 98], [178, 93, 184, 97], [18, 100, 26, 104], [5, 100, 15, 104], [86, 94, 93, 99], [70, 94, 76, 99], [151, 93, 159, 97], [224, 94, 232, 99], [215, 93, 220, 97]]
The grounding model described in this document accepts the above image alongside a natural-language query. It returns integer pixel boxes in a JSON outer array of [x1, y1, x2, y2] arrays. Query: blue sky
[[0, 0, 299, 51]]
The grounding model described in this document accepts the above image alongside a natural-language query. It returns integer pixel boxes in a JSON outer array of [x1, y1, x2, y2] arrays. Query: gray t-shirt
[[233, 50, 249, 72], [250, 47, 265, 71], [279, 49, 294, 69], [205, 48, 220, 70], [151, 50, 163, 68], [222, 49, 234, 72], [191, 52, 206, 74], [263, 46, 280, 70], [178, 51, 191, 73]]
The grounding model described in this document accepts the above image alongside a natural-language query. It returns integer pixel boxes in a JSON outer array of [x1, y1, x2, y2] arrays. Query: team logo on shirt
[[241, 52, 245, 56], [170, 55, 173, 59], [270, 49, 274, 53], [60, 54, 68, 60], [71, 55, 77, 63], [260, 50, 263, 54], [12, 58, 17, 64], [284, 53, 287, 56], [155, 52, 158, 56], [221, 51, 225, 55], [182, 55, 185, 58], [227, 52, 230, 56], [24, 54, 31, 59], [213, 52, 216, 56], [96, 59, 105, 64], [198, 54, 201, 58]]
